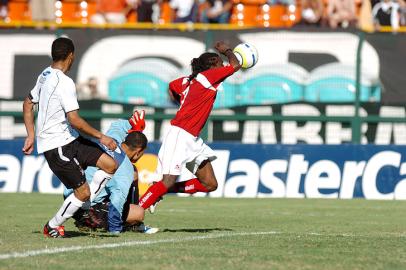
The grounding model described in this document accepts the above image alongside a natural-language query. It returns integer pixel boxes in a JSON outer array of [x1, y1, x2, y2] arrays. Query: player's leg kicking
[[138, 126, 218, 211], [43, 138, 117, 238]]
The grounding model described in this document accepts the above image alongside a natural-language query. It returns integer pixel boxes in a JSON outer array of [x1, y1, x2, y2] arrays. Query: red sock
[[168, 178, 209, 194], [138, 181, 168, 210]]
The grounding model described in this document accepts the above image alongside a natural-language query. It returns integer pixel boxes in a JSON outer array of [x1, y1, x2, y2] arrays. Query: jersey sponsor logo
[[39, 71, 51, 83], [42, 71, 51, 76]]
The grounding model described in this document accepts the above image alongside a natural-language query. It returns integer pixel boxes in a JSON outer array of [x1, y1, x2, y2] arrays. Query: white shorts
[[156, 125, 217, 176]]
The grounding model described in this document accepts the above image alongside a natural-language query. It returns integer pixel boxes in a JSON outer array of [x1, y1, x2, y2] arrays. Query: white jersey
[[29, 66, 79, 154]]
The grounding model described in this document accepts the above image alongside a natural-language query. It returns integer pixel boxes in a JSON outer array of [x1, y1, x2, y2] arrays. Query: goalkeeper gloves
[[128, 110, 145, 133]]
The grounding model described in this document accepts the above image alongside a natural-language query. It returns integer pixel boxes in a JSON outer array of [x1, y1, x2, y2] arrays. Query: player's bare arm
[[214, 41, 241, 70], [67, 110, 117, 150], [22, 96, 36, 155]]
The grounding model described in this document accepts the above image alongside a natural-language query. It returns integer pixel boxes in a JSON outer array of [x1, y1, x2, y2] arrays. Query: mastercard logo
[[134, 153, 160, 195]]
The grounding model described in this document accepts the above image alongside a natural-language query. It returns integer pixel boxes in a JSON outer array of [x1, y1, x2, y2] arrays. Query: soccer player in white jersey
[[22, 37, 118, 238]]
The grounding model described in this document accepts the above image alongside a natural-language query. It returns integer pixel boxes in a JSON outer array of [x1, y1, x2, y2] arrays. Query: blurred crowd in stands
[[0, 0, 405, 31]]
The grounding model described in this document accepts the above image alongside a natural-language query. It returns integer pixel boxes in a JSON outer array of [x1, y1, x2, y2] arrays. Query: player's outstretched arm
[[67, 110, 117, 150], [214, 41, 241, 71], [105, 110, 146, 144], [22, 96, 35, 155]]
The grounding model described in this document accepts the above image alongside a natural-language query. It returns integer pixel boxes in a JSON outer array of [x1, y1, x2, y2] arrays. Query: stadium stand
[[2, 0, 301, 27], [0, 0, 402, 109], [305, 63, 381, 102], [105, 61, 382, 108], [1, 0, 405, 31], [238, 64, 306, 105], [108, 58, 179, 107]]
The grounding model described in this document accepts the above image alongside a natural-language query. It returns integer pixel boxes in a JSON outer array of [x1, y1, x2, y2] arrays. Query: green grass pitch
[[1, 193, 406, 270]]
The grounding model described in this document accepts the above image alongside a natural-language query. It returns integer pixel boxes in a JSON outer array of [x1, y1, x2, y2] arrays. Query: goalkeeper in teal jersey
[[64, 110, 158, 234]]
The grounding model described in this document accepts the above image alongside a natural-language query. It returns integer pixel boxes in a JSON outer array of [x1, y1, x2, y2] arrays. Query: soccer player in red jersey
[[138, 41, 241, 210]]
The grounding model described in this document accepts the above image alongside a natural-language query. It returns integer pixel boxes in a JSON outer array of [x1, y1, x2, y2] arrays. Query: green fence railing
[[1, 30, 405, 143], [2, 108, 406, 143]]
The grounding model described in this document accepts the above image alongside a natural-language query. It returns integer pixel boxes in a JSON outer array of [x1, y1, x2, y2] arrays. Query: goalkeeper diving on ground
[[64, 110, 158, 234]]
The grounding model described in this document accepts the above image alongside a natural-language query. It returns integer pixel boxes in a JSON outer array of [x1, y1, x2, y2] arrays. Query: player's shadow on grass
[[32, 230, 119, 238], [162, 228, 232, 233], [66, 231, 120, 238]]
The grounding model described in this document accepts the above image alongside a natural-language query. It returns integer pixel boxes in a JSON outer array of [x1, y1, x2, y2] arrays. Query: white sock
[[48, 194, 84, 228], [89, 169, 112, 202]]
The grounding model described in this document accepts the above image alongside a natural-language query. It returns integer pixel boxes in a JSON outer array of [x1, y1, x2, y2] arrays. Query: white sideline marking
[[0, 231, 279, 260], [3, 230, 400, 260]]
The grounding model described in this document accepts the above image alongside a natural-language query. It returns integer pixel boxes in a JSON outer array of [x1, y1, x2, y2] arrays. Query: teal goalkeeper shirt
[[64, 119, 134, 233]]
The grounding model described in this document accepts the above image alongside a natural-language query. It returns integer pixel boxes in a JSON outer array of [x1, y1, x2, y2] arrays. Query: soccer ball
[[233, 43, 259, 69]]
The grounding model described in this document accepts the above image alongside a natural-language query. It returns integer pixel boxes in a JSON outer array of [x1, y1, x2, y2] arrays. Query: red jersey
[[169, 65, 236, 137]]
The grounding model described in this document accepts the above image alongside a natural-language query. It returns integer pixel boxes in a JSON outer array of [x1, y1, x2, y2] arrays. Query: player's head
[[189, 52, 223, 80], [51, 37, 75, 71], [123, 131, 148, 163]]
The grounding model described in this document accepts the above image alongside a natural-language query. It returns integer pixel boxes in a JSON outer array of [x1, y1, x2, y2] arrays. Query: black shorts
[[122, 181, 139, 222], [44, 136, 104, 189]]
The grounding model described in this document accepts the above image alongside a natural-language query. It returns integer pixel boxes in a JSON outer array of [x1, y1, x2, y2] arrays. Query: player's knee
[[74, 185, 91, 201], [98, 154, 118, 174], [207, 182, 218, 192], [79, 191, 90, 201], [205, 178, 218, 192], [104, 160, 118, 174], [162, 175, 177, 188]]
